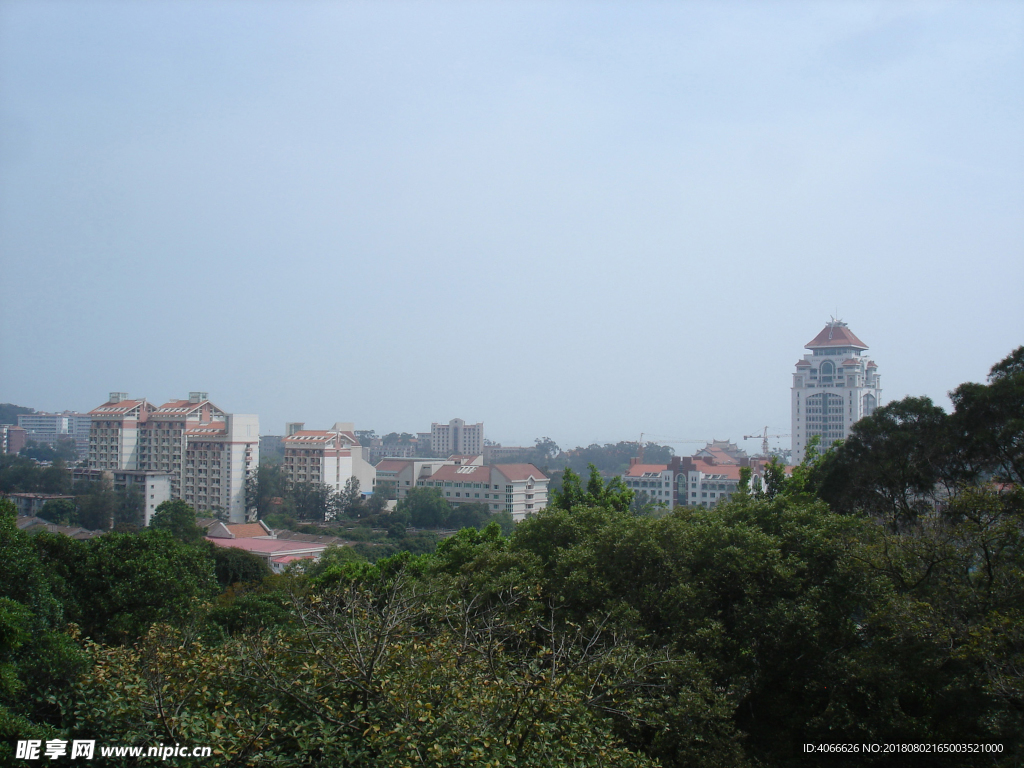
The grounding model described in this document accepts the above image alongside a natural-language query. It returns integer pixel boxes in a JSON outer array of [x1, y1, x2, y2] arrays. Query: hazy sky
[[1, 1, 1021, 455]]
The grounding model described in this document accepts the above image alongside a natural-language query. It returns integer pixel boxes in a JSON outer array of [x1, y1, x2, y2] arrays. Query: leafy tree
[[52, 529, 218, 645], [366, 480, 395, 515], [76, 481, 119, 531], [446, 502, 490, 530], [950, 345, 1024, 485], [248, 461, 290, 519], [335, 476, 365, 518], [396, 487, 450, 529], [20, 438, 77, 463], [0, 502, 88, 748], [290, 481, 334, 522], [556, 440, 674, 475], [38, 498, 77, 526], [212, 546, 272, 588], [811, 396, 954, 529], [113, 486, 144, 530], [0, 403, 33, 425], [550, 464, 633, 512], [149, 499, 205, 544], [38, 458, 72, 493]]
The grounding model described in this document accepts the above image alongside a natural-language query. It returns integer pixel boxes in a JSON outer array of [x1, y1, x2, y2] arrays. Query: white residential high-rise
[[87, 392, 259, 523], [791, 321, 882, 465], [281, 422, 376, 498]]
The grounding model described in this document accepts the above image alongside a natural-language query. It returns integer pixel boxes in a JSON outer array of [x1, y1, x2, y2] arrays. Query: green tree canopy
[[396, 487, 450, 529], [149, 499, 205, 544]]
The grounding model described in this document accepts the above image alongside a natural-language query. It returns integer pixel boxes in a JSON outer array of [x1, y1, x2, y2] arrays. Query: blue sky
[[1, 1, 1021, 452]]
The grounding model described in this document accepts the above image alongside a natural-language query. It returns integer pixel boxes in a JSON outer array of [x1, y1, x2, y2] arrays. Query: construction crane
[[743, 427, 790, 458]]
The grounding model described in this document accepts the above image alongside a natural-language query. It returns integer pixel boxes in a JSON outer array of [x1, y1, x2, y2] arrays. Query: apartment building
[[430, 418, 484, 456], [1, 425, 27, 454], [791, 320, 882, 464], [17, 411, 92, 456], [87, 392, 259, 523], [281, 422, 375, 496]]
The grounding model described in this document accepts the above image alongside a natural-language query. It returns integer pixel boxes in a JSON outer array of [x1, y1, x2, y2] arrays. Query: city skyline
[[1, 2, 1021, 449]]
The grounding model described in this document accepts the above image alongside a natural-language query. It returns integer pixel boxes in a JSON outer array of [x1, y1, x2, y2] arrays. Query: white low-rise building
[[418, 463, 548, 522]]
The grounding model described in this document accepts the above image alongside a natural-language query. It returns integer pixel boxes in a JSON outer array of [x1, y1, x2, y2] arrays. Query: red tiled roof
[[225, 523, 271, 538], [186, 422, 226, 434], [841, 359, 860, 366], [428, 464, 491, 482], [493, 464, 548, 482], [88, 399, 148, 415], [867, 360, 877, 368], [796, 360, 811, 367], [690, 460, 743, 481], [805, 323, 868, 350], [285, 430, 360, 446], [206, 537, 328, 555], [153, 399, 202, 413], [375, 460, 411, 473], [626, 464, 669, 477]]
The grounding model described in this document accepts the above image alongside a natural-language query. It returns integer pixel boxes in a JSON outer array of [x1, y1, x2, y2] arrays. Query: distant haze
[[1, 1, 1021, 455]]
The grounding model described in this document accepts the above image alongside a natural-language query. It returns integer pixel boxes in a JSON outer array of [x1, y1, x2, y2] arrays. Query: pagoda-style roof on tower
[[805, 321, 867, 350]]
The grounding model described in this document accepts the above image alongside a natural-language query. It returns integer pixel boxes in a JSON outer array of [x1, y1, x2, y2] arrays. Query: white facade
[[431, 418, 484, 456], [17, 412, 92, 457], [282, 422, 376, 497], [374, 458, 457, 499], [87, 392, 259, 523], [791, 321, 882, 465], [418, 463, 548, 522], [110, 470, 173, 526]]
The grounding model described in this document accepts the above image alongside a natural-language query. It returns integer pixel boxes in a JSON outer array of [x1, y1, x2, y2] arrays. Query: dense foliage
[[0, 347, 1021, 766]]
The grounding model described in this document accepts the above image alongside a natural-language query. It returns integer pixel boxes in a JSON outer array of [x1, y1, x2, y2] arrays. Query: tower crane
[[743, 427, 790, 458]]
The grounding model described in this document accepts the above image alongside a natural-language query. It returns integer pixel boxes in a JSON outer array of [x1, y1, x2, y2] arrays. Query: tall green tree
[[950, 345, 1024, 485], [550, 464, 633, 512], [149, 499, 205, 544], [396, 487, 450, 529]]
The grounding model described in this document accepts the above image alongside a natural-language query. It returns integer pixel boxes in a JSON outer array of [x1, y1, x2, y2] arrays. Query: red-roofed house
[[791, 321, 882, 464]]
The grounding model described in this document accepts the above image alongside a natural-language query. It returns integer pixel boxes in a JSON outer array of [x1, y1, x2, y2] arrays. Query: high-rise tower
[[791, 320, 882, 464]]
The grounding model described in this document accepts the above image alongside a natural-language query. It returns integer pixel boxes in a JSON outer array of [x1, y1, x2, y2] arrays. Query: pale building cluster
[[624, 441, 768, 509], [4, 321, 882, 549], [85, 392, 259, 524], [16, 411, 92, 456]]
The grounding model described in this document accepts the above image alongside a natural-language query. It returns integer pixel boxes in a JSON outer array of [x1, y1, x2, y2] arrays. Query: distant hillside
[[0, 403, 34, 425]]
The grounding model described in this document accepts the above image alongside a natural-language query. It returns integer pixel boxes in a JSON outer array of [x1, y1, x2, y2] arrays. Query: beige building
[[791, 321, 882, 464], [418, 463, 548, 522], [281, 422, 375, 497], [87, 392, 259, 523], [430, 418, 484, 456]]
